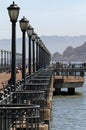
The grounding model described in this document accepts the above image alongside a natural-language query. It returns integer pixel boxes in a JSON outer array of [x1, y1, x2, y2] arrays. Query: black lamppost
[[39, 40, 42, 69], [40, 42, 44, 69], [19, 16, 29, 83], [7, 51, 9, 66], [4, 50, 6, 66], [1, 50, 3, 66], [7, 2, 20, 86], [43, 44, 46, 69], [35, 36, 40, 71], [32, 32, 36, 73], [41, 43, 45, 69], [27, 26, 33, 75]]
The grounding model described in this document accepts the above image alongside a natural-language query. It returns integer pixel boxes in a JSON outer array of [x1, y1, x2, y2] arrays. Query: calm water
[[50, 76, 86, 130]]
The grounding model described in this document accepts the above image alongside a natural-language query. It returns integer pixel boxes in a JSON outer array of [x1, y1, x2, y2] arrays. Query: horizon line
[[0, 34, 86, 40]]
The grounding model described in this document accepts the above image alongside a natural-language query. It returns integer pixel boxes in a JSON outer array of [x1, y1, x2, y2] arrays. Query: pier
[[0, 61, 85, 129], [0, 2, 54, 128], [0, 51, 85, 130], [0, 2, 86, 130], [0, 2, 54, 129], [0, 67, 54, 130], [54, 62, 84, 95]]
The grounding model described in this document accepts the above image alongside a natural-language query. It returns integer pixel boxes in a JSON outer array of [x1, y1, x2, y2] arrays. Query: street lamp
[[4, 50, 6, 66], [1, 50, 3, 66], [39, 40, 42, 69], [35, 36, 40, 71], [27, 26, 33, 75], [32, 32, 36, 73], [7, 2, 20, 86], [19, 16, 29, 83], [43, 44, 47, 69], [40, 43, 45, 69], [7, 51, 9, 66]]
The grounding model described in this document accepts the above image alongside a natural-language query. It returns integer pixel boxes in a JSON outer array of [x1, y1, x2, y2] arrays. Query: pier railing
[[0, 49, 22, 73], [12, 91, 46, 122], [54, 63, 85, 77], [0, 104, 40, 130], [0, 67, 54, 129]]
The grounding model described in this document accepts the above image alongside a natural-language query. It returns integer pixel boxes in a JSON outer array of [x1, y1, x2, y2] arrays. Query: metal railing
[[0, 67, 53, 129], [12, 91, 46, 122], [0, 104, 40, 130]]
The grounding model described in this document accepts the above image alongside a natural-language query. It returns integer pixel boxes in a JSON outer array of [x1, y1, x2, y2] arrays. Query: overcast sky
[[0, 0, 86, 54]]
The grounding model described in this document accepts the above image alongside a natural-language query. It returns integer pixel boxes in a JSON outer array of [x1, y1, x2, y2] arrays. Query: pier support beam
[[54, 88, 61, 95], [68, 88, 75, 95]]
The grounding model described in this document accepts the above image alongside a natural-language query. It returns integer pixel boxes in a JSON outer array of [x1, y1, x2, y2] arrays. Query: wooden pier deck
[[0, 70, 22, 89], [55, 75, 84, 83]]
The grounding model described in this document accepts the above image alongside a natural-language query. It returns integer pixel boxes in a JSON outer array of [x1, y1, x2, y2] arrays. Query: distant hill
[[51, 42, 86, 62], [0, 35, 86, 59], [41, 35, 86, 54]]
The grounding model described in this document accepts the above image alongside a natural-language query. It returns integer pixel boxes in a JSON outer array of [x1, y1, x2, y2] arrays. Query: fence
[[0, 104, 40, 130], [0, 50, 22, 73]]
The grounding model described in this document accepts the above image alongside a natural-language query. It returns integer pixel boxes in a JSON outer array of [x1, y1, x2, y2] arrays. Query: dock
[[0, 63, 85, 130], [0, 60, 86, 130], [54, 62, 85, 95]]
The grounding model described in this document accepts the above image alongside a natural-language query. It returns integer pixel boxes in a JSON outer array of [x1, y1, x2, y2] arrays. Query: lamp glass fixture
[[35, 36, 40, 43], [19, 16, 29, 31], [7, 1, 20, 22], [32, 33, 36, 40], [27, 26, 33, 36]]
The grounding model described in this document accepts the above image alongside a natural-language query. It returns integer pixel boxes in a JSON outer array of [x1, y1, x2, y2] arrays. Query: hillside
[[0, 35, 86, 60], [0, 35, 86, 53], [41, 35, 86, 54], [51, 42, 86, 62]]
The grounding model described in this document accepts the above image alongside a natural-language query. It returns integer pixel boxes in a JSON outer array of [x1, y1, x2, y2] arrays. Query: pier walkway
[[0, 66, 54, 130]]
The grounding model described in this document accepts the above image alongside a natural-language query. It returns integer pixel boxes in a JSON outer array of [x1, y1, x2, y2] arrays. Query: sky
[[0, 0, 86, 38], [0, 0, 86, 53]]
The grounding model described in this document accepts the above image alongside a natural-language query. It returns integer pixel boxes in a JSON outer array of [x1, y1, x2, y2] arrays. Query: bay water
[[50, 75, 86, 130]]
